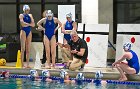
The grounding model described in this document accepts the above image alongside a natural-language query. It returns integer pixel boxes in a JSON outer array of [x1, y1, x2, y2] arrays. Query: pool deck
[[0, 62, 140, 81]]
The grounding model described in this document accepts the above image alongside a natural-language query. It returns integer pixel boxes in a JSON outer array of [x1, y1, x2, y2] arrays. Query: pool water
[[0, 78, 140, 89]]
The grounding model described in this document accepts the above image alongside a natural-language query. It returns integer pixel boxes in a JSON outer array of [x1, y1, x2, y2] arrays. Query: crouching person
[[112, 42, 140, 81], [57, 30, 88, 71]]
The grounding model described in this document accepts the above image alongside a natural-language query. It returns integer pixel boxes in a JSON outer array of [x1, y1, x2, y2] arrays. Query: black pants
[[41, 44, 46, 64], [41, 30, 46, 64]]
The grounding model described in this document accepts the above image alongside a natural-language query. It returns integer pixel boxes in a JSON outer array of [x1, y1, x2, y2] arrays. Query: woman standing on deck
[[37, 10, 62, 69], [19, 5, 35, 68]]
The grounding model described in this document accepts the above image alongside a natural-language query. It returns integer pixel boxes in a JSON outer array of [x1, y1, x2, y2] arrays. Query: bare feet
[[45, 66, 51, 69], [51, 64, 55, 69], [45, 64, 51, 69], [45, 63, 51, 69], [118, 77, 123, 81], [22, 65, 31, 68], [26, 66, 31, 68], [22, 65, 26, 68], [119, 77, 127, 81]]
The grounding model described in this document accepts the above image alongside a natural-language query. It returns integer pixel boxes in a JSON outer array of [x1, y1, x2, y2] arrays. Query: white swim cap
[[66, 13, 72, 18], [42, 70, 50, 77], [23, 4, 30, 11], [30, 70, 38, 77], [46, 10, 53, 17], [60, 70, 68, 79], [95, 71, 103, 79], [76, 73, 84, 80], [123, 42, 132, 50]]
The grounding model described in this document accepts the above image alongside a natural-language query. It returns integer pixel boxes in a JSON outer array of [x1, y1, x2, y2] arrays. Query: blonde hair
[[42, 10, 48, 18], [70, 30, 77, 36]]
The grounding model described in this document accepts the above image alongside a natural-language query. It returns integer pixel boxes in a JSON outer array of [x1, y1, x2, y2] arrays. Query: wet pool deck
[[0, 62, 140, 81]]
